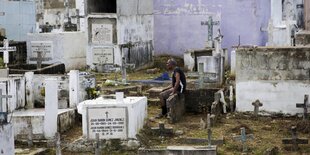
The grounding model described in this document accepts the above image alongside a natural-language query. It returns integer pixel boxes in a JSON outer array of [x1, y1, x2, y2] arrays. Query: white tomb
[[77, 96, 147, 140], [0, 124, 14, 155]]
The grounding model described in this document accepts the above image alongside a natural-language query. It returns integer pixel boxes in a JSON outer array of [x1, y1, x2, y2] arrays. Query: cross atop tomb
[[233, 127, 254, 153], [296, 94, 310, 120], [252, 100, 263, 116], [0, 89, 12, 124], [282, 126, 308, 151], [71, 9, 85, 31], [201, 16, 220, 47], [0, 39, 16, 68]]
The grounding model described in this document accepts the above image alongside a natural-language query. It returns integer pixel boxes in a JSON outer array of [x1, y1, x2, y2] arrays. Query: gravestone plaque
[[92, 47, 114, 64], [86, 106, 128, 139], [92, 24, 113, 44], [30, 41, 53, 61]]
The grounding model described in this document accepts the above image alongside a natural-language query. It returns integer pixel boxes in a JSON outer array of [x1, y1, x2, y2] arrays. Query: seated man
[[156, 58, 186, 118]]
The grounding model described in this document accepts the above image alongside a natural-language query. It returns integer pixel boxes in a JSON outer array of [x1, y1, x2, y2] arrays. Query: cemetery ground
[[15, 56, 310, 155]]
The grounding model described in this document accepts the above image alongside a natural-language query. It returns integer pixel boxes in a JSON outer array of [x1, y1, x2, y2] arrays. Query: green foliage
[[0, 57, 4, 69]]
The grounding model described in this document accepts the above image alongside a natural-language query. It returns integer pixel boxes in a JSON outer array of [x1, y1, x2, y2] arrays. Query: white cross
[[0, 39, 16, 68]]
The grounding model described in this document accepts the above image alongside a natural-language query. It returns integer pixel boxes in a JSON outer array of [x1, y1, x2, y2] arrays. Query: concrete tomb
[[236, 47, 310, 114], [77, 95, 147, 140]]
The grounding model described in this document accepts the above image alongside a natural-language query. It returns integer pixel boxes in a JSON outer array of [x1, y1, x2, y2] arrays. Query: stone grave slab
[[77, 96, 147, 140]]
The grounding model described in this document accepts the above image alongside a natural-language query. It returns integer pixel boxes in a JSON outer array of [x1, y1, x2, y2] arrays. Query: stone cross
[[233, 127, 254, 153], [282, 126, 308, 151], [0, 89, 12, 124], [151, 123, 174, 137], [201, 16, 220, 47], [70, 9, 85, 31], [296, 95, 310, 120], [252, 100, 263, 116], [0, 39, 16, 68]]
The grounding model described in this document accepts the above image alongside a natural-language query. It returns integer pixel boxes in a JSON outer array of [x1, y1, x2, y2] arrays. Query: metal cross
[[0, 89, 12, 124], [282, 126, 308, 151], [296, 95, 310, 120], [0, 39, 16, 68], [252, 100, 263, 116], [233, 127, 254, 152]]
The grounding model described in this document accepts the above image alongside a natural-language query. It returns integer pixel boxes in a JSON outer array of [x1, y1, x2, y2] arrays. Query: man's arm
[[171, 72, 180, 95]]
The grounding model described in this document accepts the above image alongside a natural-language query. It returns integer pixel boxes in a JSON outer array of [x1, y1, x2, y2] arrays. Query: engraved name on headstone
[[30, 41, 53, 61], [92, 24, 113, 44], [92, 47, 114, 64], [86, 107, 127, 139]]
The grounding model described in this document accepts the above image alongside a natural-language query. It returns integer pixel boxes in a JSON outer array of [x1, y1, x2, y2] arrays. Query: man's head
[[166, 58, 177, 70]]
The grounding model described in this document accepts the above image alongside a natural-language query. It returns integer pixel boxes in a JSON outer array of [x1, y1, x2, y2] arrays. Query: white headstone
[[92, 47, 114, 64], [86, 106, 127, 139], [25, 72, 34, 109], [44, 78, 58, 139], [69, 70, 79, 108], [91, 24, 113, 44], [78, 96, 147, 140], [30, 41, 53, 61]]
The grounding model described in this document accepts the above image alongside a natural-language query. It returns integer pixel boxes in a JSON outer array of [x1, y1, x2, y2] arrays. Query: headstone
[[78, 97, 147, 140], [233, 127, 254, 153], [0, 39, 16, 68], [69, 70, 79, 108], [91, 24, 113, 44], [92, 47, 114, 64], [0, 89, 12, 124], [25, 72, 34, 109], [151, 123, 174, 137], [44, 78, 58, 139], [282, 126, 308, 151], [30, 41, 53, 65], [252, 100, 263, 116], [296, 94, 310, 120]]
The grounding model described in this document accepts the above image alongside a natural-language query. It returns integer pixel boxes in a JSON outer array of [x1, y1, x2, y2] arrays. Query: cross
[[151, 123, 173, 137], [282, 126, 308, 151], [233, 127, 254, 153], [296, 94, 310, 120], [252, 100, 263, 116], [201, 16, 220, 47], [71, 9, 85, 31], [207, 114, 212, 147], [0, 39, 16, 68], [0, 89, 12, 124]]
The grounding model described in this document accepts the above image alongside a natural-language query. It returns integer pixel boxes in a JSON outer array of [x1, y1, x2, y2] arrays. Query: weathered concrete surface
[[296, 31, 310, 46], [154, 0, 270, 56], [0, 123, 14, 155], [236, 47, 310, 114], [185, 88, 220, 113], [11, 108, 75, 140], [27, 32, 87, 71]]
